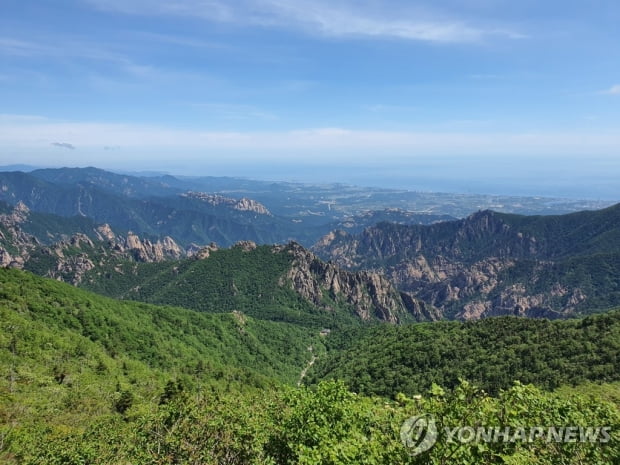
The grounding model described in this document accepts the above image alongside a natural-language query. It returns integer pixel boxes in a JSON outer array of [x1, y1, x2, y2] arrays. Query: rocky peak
[[69, 233, 94, 249], [234, 197, 271, 215], [13, 201, 30, 220], [95, 223, 115, 242], [310, 209, 607, 320], [119, 232, 184, 262], [234, 240, 257, 252], [181, 191, 271, 215], [0, 201, 31, 227], [161, 236, 184, 258], [188, 242, 219, 260], [281, 242, 427, 323], [0, 248, 24, 269], [0, 203, 40, 268]]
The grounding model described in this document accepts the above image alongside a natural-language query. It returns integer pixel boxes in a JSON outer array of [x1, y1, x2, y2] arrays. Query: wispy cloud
[[0, 33, 216, 87], [52, 142, 76, 150], [3, 116, 620, 160], [0, 34, 123, 62], [602, 84, 620, 95], [0, 37, 51, 56], [0, 34, 133, 70], [84, 0, 523, 44]]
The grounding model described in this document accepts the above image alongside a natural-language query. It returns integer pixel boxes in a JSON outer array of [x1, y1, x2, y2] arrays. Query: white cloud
[[84, 0, 522, 43], [1, 116, 619, 163], [0, 37, 51, 56], [603, 84, 620, 95]]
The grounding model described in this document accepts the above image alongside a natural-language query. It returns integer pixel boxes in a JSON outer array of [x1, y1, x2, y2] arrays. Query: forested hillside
[[1, 269, 619, 463], [308, 311, 620, 397], [0, 268, 320, 386], [1, 168, 620, 463]]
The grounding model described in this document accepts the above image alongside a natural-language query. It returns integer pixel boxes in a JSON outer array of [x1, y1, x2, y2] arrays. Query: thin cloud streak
[[84, 0, 523, 43], [0, 37, 52, 57], [51, 142, 76, 150], [603, 84, 620, 95], [2, 117, 619, 159], [0, 33, 219, 87]]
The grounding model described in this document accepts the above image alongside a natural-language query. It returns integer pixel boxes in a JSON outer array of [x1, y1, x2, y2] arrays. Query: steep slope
[[3, 272, 618, 465], [0, 267, 320, 385], [313, 204, 620, 319], [0, 202, 430, 324], [79, 242, 430, 325]]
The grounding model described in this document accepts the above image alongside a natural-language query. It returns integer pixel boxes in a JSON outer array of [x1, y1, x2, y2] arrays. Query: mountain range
[[1, 166, 620, 463], [1, 167, 620, 322], [313, 205, 620, 319]]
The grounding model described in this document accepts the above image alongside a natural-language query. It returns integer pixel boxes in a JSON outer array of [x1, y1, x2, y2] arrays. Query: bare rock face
[[0, 203, 40, 267], [12, 201, 30, 222], [189, 242, 219, 260], [234, 240, 258, 252], [54, 254, 96, 285], [161, 236, 184, 259], [69, 233, 95, 249], [312, 210, 597, 320], [95, 223, 115, 241], [182, 192, 271, 215], [400, 291, 443, 321], [282, 242, 427, 323], [457, 285, 587, 320], [118, 232, 184, 262], [0, 248, 14, 267], [233, 198, 271, 215]]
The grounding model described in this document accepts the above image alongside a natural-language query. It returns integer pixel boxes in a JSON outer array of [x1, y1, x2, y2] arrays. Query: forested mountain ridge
[[314, 204, 620, 266], [77, 242, 431, 325], [0, 203, 429, 324], [313, 204, 620, 319], [1, 166, 610, 250], [0, 170, 294, 247], [3, 166, 620, 323], [0, 168, 455, 249]]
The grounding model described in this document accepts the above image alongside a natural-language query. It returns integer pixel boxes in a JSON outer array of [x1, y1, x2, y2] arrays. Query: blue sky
[[1, 0, 619, 196]]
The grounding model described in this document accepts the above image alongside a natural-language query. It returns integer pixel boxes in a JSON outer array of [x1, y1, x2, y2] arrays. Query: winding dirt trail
[[297, 346, 317, 386]]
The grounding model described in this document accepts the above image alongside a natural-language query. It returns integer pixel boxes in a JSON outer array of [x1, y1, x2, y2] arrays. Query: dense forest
[[1, 268, 619, 463], [309, 311, 620, 396]]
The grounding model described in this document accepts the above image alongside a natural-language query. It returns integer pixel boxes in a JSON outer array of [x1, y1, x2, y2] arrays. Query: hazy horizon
[[3, 156, 619, 202], [2, 1, 619, 201]]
